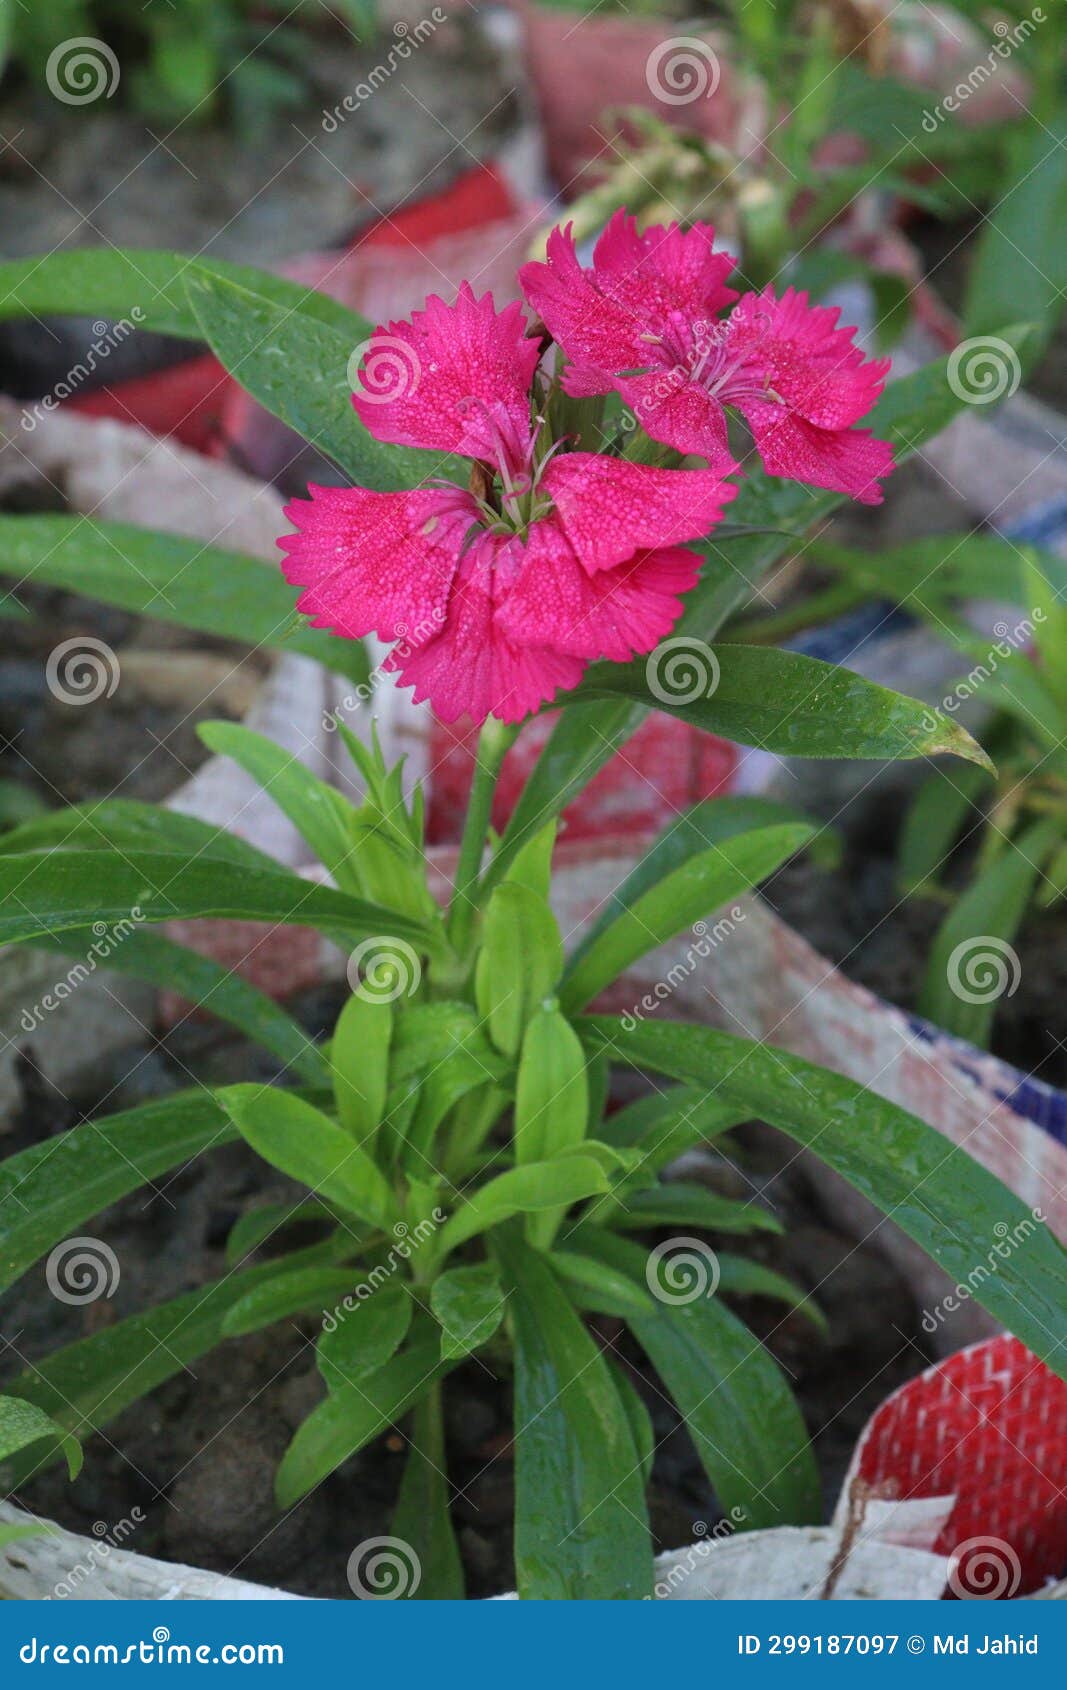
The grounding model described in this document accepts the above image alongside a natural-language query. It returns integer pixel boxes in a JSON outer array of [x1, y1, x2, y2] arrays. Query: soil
[[911, 210, 1067, 412], [0, 480, 267, 814], [763, 777, 1067, 1093], [0, 12, 519, 397], [3, 985, 932, 1599]]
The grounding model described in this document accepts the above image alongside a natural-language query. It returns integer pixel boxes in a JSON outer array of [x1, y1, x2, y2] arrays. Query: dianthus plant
[[0, 227, 1062, 1601]]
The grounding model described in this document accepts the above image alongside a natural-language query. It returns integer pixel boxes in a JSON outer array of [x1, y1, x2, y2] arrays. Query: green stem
[[447, 718, 517, 951]]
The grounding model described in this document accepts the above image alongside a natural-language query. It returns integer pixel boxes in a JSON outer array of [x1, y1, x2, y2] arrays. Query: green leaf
[[561, 823, 812, 1013], [0, 1092, 237, 1296], [276, 1319, 446, 1508], [430, 1263, 507, 1359], [514, 1008, 588, 1165], [917, 818, 1062, 1046], [218, 1085, 399, 1230], [897, 764, 991, 896], [716, 1255, 828, 1334], [964, 119, 1067, 353], [0, 516, 369, 685], [549, 1248, 657, 1317], [0, 1247, 335, 1486], [332, 991, 393, 1145], [220, 1264, 361, 1339], [317, 1278, 412, 1387], [0, 247, 367, 341], [186, 265, 462, 491], [609, 1184, 782, 1235], [225, 1199, 342, 1268], [572, 1229, 818, 1528], [0, 848, 427, 950], [0, 1396, 81, 1481], [197, 722, 361, 892], [494, 1230, 653, 1599], [812, 533, 1067, 619], [23, 926, 328, 1086], [580, 1016, 1067, 1378], [573, 646, 990, 769], [0, 797, 280, 871], [390, 1386, 464, 1599], [438, 1158, 610, 1257], [474, 882, 563, 1056], [608, 1363, 655, 1490]]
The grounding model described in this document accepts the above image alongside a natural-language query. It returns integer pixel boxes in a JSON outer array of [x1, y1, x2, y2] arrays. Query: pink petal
[[590, 211, 738, 326], [351, 283, 540, 461], [520, 224, 647, 394], [279, 482, 471, 641], [388, 533, 584, 725], [619, 368, 735, 470], [498, 521, 700, 662], [739, 400, 895, 504], [725, 287, 891, 430], [543, 452, 736, 573]]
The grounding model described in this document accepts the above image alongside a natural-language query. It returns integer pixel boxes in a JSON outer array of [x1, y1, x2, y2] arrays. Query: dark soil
[[4, 987, 932, 1599], [0, 480, 266, 814], [763, 778, 1067, 1092]]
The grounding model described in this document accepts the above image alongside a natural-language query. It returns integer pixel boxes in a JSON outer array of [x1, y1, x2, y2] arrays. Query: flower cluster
[[281, 215, 892, 726]]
